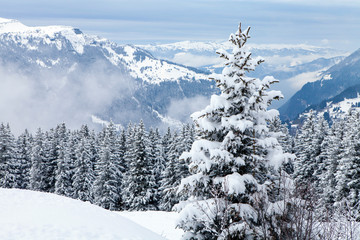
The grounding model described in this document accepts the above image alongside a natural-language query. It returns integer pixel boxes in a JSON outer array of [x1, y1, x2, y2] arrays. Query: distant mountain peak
[[0, 17, 14, 23], [0, 17, 28, 33], [0, 17, 216, 130], [139, 40, 345, 54]]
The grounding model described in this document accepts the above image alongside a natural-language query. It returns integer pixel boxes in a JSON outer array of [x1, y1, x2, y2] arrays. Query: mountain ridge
[[0, 17, 351, 132], [0, 17, 216, 132], [279, 48, 360, 121]]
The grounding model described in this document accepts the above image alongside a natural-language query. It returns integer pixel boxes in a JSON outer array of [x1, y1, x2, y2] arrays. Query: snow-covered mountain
[[0, 188, 165, 240], [0, 18, 208, 84], [298, 84, 360, 123], [279, 48, 360, 121], [0, 18, 215, 132], [140, 41, 344, 61], [138, 41, 348, 108], [0, 18, 348, 132]]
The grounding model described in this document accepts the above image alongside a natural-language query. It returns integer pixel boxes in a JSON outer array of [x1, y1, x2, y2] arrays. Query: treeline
[[268, 109, 360, 225], [0, 121, 194, 211], [291, 110, 360, 217]]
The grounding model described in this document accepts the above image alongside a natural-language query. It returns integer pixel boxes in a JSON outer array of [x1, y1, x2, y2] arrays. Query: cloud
[[0, 60, 134, 135], [171, 52, 223, 68], [285, 70, 324, 90], [166, 95, 210, 123], [321, 39, 329, 45]]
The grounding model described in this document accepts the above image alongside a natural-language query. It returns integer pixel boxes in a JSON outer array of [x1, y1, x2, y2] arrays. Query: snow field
[[118, 211, 183, 240], [0, 188, 165, 240]]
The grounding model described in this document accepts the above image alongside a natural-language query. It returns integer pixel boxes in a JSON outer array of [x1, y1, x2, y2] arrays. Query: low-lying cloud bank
[[0, 61, 134, 135]]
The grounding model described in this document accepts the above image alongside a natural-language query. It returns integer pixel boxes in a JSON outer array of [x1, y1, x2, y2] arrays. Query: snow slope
[[118, 211, 183, 240], [0, 188, 165, 240]]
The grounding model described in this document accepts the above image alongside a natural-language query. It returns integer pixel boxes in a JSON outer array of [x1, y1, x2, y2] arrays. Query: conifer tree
[[313, 115, 329, 181], [148, 127, 164, 209], [175, 129, 190, 200], [182, 124, 195, 153], [124, 121, 156, 210], [54, 124, 72, 196], [293, 111, 319, 185], [268, 117, 294, 174], [54, 139, 74, 197], [118, 129, 127, 173], [268, 116, 293, 154], [319, 120, 342, 209], [123, 122, 135, 169], [73, 136, 95, 202], [335, 110, 360, 214], [160, 131, 182, 211], [1, 124, 17, 188], [14, 129, 32, 189], [162, 127, 172, 164], [93, 122, 123, 210], [30, 128, 46, 191], [176, 24, 289, 239], [38, 128, 59, 193], [89, 129, 100, 178]]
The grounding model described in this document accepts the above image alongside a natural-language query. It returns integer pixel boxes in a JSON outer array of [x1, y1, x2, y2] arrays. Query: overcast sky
[[0, 0, 359, 51]]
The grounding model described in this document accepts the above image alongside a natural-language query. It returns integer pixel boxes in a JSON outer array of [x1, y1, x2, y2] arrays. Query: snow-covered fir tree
[[89, 129, 100, 175], [268, 117, 294, 174], [148, 127, 165, 208], [123, 121, 156, 210], [335, 110, 360, 215], [294, 111, 319, 186], [312, 115, 329, 194], [268, 116, 293, 155], [54, 139, 74, 197], [159, 125, 194, 211], [118, 129, 127, 173], [175, 23, 291, 239], [54, 124, 72, 196], [14, 129, 32, 189], [319, 119, 342, 210], [41, 129, 58, 193], [160, 131, 182, 211], [162, 127, 172, 164], [73, 134, 96, 202], [1, 124, 17, 188], [30, 128, 46, 191], [93, 122, 123, 210], [182, 124, 195, 153]]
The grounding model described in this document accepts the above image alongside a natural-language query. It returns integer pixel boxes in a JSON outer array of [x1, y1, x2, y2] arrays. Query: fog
[[0, 61, 134, 135], [166, 95, 210, 124]]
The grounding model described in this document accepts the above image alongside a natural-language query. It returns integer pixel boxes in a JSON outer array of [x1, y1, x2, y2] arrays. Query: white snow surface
[[304, 94, 360, 121], [0, 18, 87, 54], [118, 211, 184, 240], [0, 188, 165, 240]]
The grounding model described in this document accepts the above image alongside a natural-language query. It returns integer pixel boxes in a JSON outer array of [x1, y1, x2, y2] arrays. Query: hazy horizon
[[0, 0, 358, 51]]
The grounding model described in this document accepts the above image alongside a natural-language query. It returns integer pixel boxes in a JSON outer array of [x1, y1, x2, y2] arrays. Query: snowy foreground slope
[[118, 211, 183, 240], [0, 188, 166, 240]]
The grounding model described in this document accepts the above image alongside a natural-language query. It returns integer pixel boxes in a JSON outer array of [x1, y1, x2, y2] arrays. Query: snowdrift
[[0, 188, 165, 240]]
